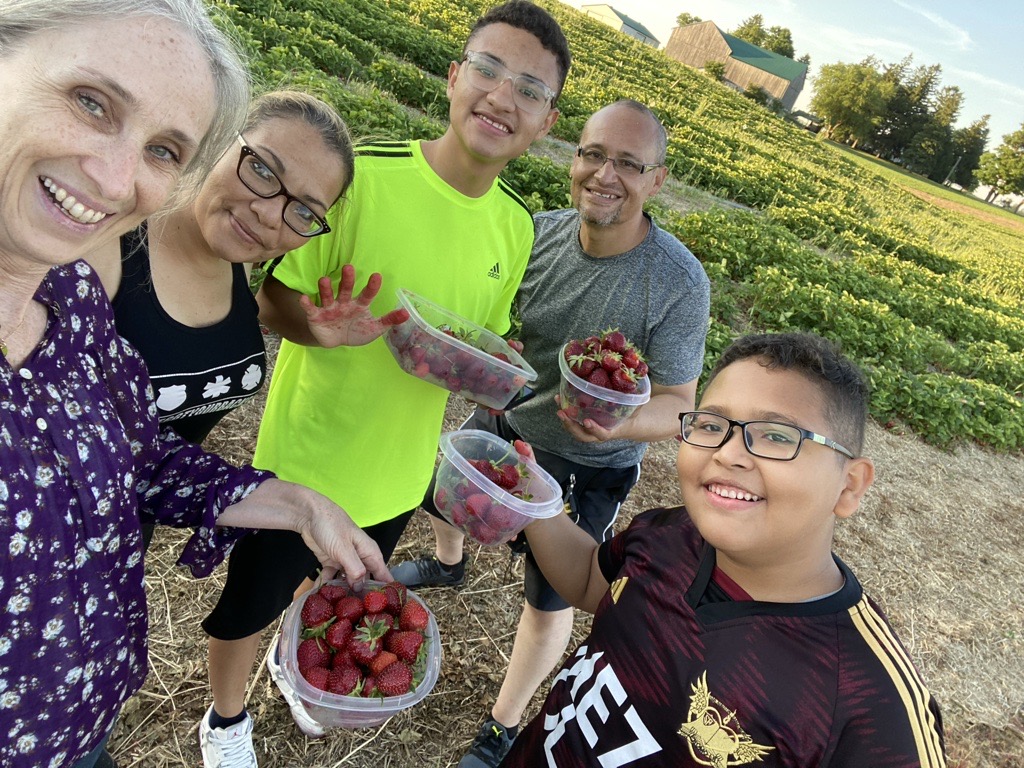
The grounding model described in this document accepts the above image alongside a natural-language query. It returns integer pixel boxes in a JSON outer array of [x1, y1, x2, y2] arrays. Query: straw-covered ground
[[106, 332, 1024, 767]]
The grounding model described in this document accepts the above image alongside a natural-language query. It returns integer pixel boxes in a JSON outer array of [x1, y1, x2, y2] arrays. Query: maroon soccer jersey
[[504, 507, 946, 768]]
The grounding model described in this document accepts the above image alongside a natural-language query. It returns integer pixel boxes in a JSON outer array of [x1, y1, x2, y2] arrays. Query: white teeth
[[41, 177, 107, 225], [479, 115, 510, 133], [708, 483, 762, 502]]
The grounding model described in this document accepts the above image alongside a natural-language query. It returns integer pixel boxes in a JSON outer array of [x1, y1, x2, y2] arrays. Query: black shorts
[[202, 512, 414, 640], [421, 409, 640, 612]]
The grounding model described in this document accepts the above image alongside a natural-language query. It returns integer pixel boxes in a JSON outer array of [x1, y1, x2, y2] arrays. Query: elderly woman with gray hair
[[0, 2, 390, 766]]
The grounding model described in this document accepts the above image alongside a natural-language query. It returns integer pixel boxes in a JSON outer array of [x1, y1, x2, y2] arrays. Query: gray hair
[[0, 0, 251, 208]]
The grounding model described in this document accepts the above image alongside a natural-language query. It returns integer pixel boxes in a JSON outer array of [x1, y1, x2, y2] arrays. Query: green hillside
[[213, 0, 1024, 451]]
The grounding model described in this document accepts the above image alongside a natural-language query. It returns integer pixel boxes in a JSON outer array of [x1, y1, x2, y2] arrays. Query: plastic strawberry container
[[384, 289, 537, 410], [557, 342, 651, 430], [278, 579, 441, 729], [433, 429, 563, 546]]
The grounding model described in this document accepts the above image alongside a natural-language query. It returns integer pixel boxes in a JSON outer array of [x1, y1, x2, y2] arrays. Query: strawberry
[[300, 593, 334, 629], [610, 367, 638, 393], [361, 612, 395, 632], [316, 583, 349, 605], [568, 353, 599, 378], [465, 493, 492, 518], [468, 459, 502, 486], [483, 505, 520, 533], [327, 664, 362, 695], [347, 619, 388, 666], [302, 665, 330, 691], [296, 637, 331, 672], [491, 351, 512, 364], [361, 675, 378, 697], [376, 661, 414, 697], [563, 339, 585, 359], [583, 335, 602, 354], [363, 589, 389, 615], [369, 650, 400, 676], [331, 649, 355, 669], [496, 463, 521, 490], [325, 619, 353, 651], [621, 347, 642, 371], [601, 329, 627, 354], [383, 581, 407, 614], [586, 368, 611, 388], [635, 360, 649, 378], [413, 361, 430, 378], [450, 503, 469, 528], [398, 600, 430, 632], [334, 595, 364, 624], [386, 629, 424, 663]]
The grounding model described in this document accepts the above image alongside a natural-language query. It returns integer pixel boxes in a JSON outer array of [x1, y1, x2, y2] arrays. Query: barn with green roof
[[665, 20, 807, 110]]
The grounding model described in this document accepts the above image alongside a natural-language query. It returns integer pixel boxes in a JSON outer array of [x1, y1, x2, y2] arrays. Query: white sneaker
[[199, 704, 257, 768], [266, 635, 327, 739]]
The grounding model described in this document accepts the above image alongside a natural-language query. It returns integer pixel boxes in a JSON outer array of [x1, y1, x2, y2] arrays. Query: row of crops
[[212, 0, 1024, 451]]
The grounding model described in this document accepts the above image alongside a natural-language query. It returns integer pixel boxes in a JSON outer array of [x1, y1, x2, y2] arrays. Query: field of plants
[[213, 0, 1024, 454]]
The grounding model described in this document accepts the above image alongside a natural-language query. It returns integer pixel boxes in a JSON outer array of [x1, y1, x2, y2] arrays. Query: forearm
[[256, 274, 319, 346], [523, 513, 608, 614], [615, 388, 694, 443], [216, 478, 317, 530]]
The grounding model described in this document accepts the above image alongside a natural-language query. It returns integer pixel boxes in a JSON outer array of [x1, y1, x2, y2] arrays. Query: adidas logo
[[487, 262, 501, 280]]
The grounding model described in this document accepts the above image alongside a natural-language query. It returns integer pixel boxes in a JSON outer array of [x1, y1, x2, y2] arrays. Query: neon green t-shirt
[[254, 140, 533, 526]]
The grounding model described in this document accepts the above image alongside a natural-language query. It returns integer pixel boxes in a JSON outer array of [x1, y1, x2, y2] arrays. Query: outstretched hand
[[298, 496, 391, 587], [298, 264, 409, 348]]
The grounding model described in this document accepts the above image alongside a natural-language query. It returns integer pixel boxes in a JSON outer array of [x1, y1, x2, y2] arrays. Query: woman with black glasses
[[89, 90, 403, 460]]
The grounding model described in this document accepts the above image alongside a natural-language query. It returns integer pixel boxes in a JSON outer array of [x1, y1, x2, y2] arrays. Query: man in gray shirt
[[392, 99, 710, 768]]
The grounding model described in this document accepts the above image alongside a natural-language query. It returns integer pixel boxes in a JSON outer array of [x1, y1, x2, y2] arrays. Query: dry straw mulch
[[107, 364, 1024, 767]]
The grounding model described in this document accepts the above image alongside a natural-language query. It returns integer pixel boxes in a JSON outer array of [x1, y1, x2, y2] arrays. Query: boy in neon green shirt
[[196, 3, 571, 761]]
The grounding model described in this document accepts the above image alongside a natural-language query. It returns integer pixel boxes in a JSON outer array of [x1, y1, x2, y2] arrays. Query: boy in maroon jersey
[[504, 332, 946, 767]]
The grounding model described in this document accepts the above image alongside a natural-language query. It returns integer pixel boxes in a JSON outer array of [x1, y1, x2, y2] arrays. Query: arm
[[557, 378, 697, 444], [257, 264, 408, 348], [523, 513, 610, 614], [216, 478, 391, 585]]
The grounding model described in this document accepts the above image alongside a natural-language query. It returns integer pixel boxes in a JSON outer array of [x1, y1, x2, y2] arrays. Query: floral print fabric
[[0, 262, 271, 767]]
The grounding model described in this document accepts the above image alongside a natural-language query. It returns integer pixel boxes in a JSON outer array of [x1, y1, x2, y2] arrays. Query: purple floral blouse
[[0, 261, 272, 766]]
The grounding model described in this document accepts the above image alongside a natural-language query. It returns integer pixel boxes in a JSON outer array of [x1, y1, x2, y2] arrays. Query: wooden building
[[664, 20, 807, 110], [581, 4, 659, 47]]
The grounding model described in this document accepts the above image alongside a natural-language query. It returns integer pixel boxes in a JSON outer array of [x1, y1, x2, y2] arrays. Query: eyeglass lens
[[237, 149, 326, 237], [463, 53, 552, 114], [680, 412, 803, 460], [576, 148, 651, 177]]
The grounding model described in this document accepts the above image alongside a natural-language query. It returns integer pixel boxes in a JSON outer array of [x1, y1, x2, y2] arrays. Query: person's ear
[[647, 165, 669, 198], [833, 457, 874, 520], [446, 60, 460, 99], [533, 107, 560, 141]]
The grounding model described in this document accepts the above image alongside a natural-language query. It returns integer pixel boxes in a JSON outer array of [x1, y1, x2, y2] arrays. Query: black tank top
[[112, 225, 267, 444]]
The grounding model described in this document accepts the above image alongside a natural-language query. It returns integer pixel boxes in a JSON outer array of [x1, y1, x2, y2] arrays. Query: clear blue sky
[[562, 1, 1024, 149]]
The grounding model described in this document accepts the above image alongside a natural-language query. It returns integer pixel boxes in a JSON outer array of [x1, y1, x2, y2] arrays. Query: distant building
[[665, 20, 807, 110], [581, 4, 659, 47]]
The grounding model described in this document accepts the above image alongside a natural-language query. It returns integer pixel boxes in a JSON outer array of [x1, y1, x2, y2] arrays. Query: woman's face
[[0, 15, 217, 271], [194, 116, 348, 263]]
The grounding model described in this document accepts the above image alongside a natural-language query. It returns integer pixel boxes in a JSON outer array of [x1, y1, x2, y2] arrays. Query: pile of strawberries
[[563, 328, 648, 394], [295, 581, 431, 698], [435, 455, 533, 545], [387, 321, 528, 406]]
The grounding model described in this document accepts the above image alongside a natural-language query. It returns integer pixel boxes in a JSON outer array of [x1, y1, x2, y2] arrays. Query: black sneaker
[[390, 554, 467, 588], [458, 719, 515, 768]]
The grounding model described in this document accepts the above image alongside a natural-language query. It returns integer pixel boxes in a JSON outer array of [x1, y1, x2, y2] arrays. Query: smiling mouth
[[41, 178, 108, 224], [707, 483, 763, 502], [587, 189, 620, 201], [477, 113, 511, 134]]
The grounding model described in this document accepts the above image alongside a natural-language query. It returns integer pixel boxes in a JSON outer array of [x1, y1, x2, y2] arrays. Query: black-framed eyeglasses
[[235, 136, 330, 238], [461, 51, 556, 114], [679, 411, 855, 461], [575, 146, 663, 177]]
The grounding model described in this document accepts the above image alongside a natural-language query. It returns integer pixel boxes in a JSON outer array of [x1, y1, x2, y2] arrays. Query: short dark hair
[[465, 1, 571, 101], [708, 332, 869, 456]]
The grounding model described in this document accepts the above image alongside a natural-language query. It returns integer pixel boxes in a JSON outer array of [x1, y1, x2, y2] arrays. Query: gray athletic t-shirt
[[506, 208, 710, 467]]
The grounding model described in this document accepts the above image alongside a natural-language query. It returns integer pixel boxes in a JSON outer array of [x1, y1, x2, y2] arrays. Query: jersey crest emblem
[[678, 672, 774, 767]]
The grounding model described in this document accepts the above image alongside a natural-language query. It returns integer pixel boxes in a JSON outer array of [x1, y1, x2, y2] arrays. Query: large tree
[[949, 116, 990, 189], [811, 60, 892, 147], [976, 124, 1024, 208], [676, 12, 702, 27], [729, 14, 799, 59]]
